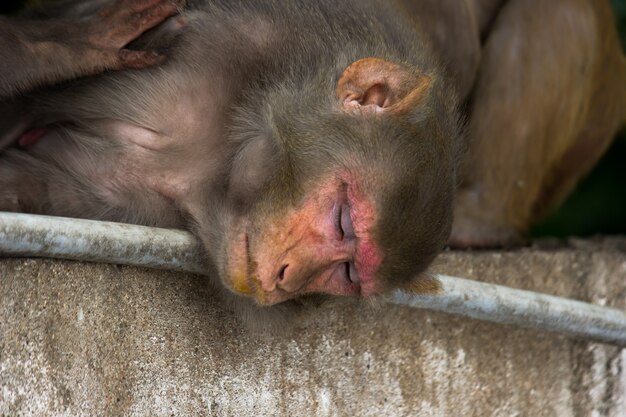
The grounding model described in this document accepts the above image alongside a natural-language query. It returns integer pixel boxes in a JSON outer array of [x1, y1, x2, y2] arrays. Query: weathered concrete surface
[[1, 238, 625, 416]]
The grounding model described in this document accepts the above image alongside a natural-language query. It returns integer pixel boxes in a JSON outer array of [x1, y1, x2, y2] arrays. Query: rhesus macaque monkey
[[0, 1, 624, 315]]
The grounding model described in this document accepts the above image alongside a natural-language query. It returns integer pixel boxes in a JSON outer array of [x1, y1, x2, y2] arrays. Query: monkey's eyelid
[[335, 204, 344, 240], [341, 205, 355, 238]]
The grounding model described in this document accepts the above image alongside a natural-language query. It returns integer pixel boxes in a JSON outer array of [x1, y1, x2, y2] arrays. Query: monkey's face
[[224, 172, 383, 305], [215, 57, 458, 305]]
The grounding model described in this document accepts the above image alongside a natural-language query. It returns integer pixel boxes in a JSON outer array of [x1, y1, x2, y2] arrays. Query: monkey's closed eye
[[341, 205, 355, 238], [335, 204, 355, 240]]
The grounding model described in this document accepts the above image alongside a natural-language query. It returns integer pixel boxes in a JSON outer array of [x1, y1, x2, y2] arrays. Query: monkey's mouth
[[228, 230, 254, 296]]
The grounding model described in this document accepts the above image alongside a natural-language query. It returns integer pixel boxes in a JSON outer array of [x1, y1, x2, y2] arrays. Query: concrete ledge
[[1, 239, 625, 416]]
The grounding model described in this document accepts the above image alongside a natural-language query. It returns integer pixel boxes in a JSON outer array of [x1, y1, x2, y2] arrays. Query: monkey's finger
[[118, 1, 180, 45], [103, 0, 163, 18], [117, 49, 167, 69]]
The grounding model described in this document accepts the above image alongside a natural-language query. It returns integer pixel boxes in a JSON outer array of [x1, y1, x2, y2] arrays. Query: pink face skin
[[225, 173, 383, 305]]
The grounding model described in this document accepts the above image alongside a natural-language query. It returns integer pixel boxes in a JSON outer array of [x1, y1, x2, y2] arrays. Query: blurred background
[[1, 0, 625, 238]]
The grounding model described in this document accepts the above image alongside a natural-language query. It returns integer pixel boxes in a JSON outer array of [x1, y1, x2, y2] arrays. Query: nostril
[[277, 264, 288, 282]]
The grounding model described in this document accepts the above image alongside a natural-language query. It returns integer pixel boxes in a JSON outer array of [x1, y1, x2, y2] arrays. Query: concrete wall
[[1, 239, 625, 416]]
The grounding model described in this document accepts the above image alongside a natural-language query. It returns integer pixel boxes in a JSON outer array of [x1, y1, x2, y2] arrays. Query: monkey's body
[[1, 0, 625, 311]]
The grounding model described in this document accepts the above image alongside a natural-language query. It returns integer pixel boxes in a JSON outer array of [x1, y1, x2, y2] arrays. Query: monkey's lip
[[229, 232, 254, 296]]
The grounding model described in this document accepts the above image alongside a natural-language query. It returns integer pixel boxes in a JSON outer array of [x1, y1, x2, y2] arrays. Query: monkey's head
[[222, 58, 458, 305]]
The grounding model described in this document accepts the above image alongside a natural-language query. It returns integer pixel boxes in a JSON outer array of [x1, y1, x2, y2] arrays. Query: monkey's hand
[[0, 1, 185, 121], [81, 0, 183, 70]]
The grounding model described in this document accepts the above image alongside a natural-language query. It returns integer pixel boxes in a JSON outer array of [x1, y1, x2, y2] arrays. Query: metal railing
[[1, 211, 625, 346]]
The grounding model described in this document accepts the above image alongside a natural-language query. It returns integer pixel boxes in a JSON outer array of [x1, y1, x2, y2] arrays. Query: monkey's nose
[[277, 264, 288, 282]]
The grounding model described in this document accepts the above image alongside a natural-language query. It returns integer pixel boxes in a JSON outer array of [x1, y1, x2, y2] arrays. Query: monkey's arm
[[0, 0, 180, 98]]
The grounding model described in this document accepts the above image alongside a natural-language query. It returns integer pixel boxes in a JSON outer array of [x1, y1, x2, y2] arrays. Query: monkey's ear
[[336, 58, 432, 115], [400, 273, 442, 295]]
